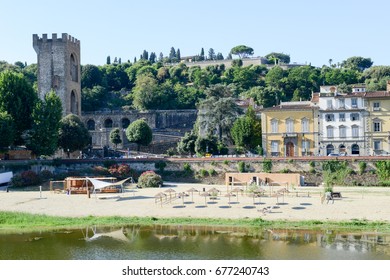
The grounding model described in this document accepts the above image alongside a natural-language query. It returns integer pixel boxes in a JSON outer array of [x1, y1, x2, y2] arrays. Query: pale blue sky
[[1, 0, 389, 67]]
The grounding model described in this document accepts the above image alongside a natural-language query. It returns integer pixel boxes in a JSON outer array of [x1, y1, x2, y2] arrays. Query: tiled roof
[[364, 91, 390, 98], [262, 104, 315, 111]]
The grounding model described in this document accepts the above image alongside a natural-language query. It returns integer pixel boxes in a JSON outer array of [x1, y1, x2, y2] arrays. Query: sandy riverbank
[[1, 183, 390, 222]]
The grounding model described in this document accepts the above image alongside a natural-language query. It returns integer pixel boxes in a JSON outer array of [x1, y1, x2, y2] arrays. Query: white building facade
[[318, 85, 368, 156]]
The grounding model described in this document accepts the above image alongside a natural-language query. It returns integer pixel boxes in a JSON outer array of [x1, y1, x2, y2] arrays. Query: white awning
[[86, 177, 134, 190]]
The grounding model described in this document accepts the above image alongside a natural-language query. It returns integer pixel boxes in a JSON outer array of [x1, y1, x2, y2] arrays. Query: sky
[[1, 0, 390, 67]]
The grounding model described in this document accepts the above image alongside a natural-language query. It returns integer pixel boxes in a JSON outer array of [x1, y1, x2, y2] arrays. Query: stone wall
[[81, 109, 197, 149]]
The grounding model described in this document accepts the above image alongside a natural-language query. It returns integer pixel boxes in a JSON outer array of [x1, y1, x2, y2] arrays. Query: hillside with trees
[[1, 46, 390, 156]]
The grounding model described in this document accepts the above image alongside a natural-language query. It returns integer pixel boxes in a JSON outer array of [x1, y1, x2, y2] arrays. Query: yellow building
[[261, 101, 318, 157], [365, 83, 390, 155]]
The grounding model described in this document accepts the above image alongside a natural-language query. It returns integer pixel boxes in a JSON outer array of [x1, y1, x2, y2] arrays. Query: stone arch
[[326, 144, 334, 156], [70, 53, 78, 82], [70, 90, 78, 114], [87, 119, 95, 131], [121, 118, 130, 129], [104, 118, 113, 128]]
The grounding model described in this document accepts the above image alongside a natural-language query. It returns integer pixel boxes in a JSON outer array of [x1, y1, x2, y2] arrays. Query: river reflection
[[0, 225, 389, 260]]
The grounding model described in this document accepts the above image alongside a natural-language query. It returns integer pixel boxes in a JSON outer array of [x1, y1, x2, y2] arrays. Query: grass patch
[[1, 211, 390, 234]]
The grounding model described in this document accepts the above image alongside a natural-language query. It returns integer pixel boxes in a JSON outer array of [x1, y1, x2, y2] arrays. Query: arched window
[[87, 119, 95, 131], [351, 144, 360, 155], [70, 53, 78, 82], [104, 118, 113, 128], [121, 118, 130, 129], [70, 90, 78, 114], [326, 144, 334, 156]]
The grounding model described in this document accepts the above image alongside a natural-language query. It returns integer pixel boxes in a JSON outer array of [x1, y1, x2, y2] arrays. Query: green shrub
[[223, 160, 230, 165], [280, 168, 290, 173], [237, 161, 246, 173], [198, 169, 208, 177], [208, 169, 217, 176], [263, 159, 272, 173], [375, 161, 390, 181], [379, 180, 390, 187], [288, 159, 294, 164], [309, 168, 316, 174], [39, 169, 53, 180], [166, 147, 176, 156], [137, 171, 163, 188], [358, 162, 367, 175], [309, 161, 315, 168], [183, 163, 192, 174], [11, 170, 41, 187], [154, 161, 167, 172]]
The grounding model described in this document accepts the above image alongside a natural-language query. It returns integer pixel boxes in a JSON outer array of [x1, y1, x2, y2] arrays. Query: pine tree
[[149, 52, 156, 63], [208, 48, 215, 60], [106, 55, 111, 65], [159, 52, 164, 62], [199, 48, 205, 61], [142, 50, 149, 60], [169, 47, 176, 62], [177, 48, 181, 61]]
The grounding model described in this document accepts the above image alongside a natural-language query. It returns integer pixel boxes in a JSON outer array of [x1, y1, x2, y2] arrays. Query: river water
[[0, 225, 389, 260]]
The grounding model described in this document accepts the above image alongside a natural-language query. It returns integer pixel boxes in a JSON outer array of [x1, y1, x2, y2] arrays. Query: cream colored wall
[[262, 109, 316, 156], [366, 98, 390, 154]]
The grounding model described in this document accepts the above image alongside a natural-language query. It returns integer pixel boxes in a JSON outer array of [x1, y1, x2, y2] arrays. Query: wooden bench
[[331, 192, 342, 198]]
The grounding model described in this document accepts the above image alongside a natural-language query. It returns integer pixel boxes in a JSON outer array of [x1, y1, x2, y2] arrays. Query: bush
[[154, 161, 167, 172], [309, 161, 315, 168], [379, 180, 390, 187], [208, 169, 217, 176], [280, 168, 290, 173], [375, 161, 390, 181], [183, 163, 192, 174], [137, 171, 163, 188], [108, 164, 137, 179], [263, 159, 272, 173], [198, 169, 208, 177], [358, 162, 367, 175], [237, 161, 246, 173], [223, 160, 230, 165], [92, 166, 110, 176], [39, 169, 53, 180], [11, 170, 41, 187]]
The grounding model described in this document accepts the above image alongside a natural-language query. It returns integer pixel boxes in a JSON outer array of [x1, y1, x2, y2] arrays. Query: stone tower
[[33, 33, 81, 116]]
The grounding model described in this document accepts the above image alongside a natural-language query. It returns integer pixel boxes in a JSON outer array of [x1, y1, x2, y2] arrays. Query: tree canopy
[[0, 70, 37, 145], [26, 90, 62, 156], [265, 52, 291, 64], [58, 114, 90, 157], [230, 45, 254, 58], [125, 119, 152, 152]]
